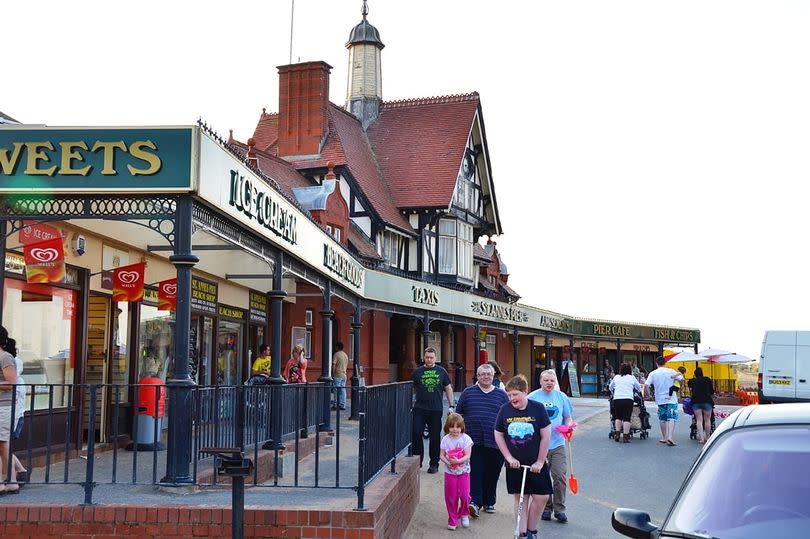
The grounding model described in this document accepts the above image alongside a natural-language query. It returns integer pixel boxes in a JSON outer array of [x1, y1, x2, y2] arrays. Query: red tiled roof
[[251, 105, 414, 235], [228, 141, 312, 200], [500, 281, 520, 299], [347, 222, 383, 261], [473, 242, 490, 262], [251, 109, 278, 152], [368, 93, 480, 209], [479, 277, 498, 293]]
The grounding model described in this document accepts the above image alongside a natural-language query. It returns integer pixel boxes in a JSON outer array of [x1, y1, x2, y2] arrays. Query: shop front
[[1, 124, 701, 480]]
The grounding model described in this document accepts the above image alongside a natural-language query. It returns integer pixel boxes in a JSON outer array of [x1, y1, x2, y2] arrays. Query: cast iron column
[[422, 311, 431, 354], [264, 250, 286, 450], [319, 281, 334, 431], [544, 333, 551, 371], [349, 298, 362, 420], [163, 196, 199, 484], [512, 327, 520, 377], [617, 338, 623, 368], [468, 320, 480, 389], [0, 220, 6, 326]]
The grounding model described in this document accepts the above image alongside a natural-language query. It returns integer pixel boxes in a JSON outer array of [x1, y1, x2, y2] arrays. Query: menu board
[[191, 277, 218, 314], [566, 360, 581, 397], [249, 290, 268, 324]]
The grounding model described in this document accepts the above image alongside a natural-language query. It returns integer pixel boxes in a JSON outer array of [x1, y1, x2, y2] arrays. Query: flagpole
[[289, 0, 295, 64]]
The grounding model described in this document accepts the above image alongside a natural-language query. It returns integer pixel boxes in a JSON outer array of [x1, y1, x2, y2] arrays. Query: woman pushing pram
[[608, 363, 651, 442]]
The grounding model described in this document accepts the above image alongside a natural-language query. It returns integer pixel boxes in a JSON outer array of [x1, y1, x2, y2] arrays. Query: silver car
[[612, 403, 810, 538]]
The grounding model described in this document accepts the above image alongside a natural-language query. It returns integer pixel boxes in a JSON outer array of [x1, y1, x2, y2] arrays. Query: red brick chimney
[[277, 61, 332, 158]]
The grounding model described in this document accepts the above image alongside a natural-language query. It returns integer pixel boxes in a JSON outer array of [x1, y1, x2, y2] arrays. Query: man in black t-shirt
[[412, 347, 454, 473]]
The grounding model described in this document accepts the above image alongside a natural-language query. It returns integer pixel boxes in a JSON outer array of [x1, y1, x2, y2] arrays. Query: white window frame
[[438, 219, 457, 274], [485, 334, 496, 365], [438, 218, 473, 279], [458, 222, 473, 280], [305, 309, 313, 327], [382, 230, 401, 267]]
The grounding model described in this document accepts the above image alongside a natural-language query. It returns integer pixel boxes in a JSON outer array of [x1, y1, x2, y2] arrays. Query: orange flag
[[158, 278, 177, 311], [23, 236, 66, 283], [113, 262, 145, 302]]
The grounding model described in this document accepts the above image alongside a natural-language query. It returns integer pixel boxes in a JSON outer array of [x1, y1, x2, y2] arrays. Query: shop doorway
[[216, 320, 243, 385], [86, 294, 111, 442], [248, 323, 266, 374], [191, 314, 214, 386]]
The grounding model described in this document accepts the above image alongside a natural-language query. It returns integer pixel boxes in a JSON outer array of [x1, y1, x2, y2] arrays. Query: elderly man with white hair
[[455, 362, 508, 518]]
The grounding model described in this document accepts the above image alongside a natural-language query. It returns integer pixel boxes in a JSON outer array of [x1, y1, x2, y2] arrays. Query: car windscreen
[[663, 425, 810, 539]]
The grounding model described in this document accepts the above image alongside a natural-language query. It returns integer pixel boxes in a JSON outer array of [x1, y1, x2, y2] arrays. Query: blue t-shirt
[[527, 389, 573, 450], [494, 399, 551, 465]]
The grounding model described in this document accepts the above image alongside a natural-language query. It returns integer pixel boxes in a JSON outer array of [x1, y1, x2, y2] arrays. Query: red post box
[[137, 376, 166, 418]]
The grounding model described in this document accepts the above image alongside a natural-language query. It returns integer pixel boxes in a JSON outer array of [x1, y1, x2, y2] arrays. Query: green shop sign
[[0, 127, 194, 192], [573, 320, 700, 343]]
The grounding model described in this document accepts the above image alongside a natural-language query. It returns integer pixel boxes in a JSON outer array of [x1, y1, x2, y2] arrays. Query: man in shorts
[[494, 375, 552, 539], [644, 357, 683, 446]]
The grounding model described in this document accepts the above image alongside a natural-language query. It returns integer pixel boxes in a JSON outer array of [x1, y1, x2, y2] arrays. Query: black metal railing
[[4, 380, 412, 509], [355, 381, 413, 510]]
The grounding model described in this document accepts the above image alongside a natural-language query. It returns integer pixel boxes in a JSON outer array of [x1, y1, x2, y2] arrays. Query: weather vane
[[362, 0, 368, 20]]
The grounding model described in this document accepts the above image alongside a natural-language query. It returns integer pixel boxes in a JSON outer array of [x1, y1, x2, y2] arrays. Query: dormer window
[[438, 218, 473, 280]]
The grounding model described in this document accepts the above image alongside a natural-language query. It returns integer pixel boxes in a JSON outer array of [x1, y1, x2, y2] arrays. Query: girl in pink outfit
[[440, 413, 474, 530]]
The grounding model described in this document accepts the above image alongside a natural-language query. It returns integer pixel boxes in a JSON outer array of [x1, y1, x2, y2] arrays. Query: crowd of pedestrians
[[413, 350, 576, 539], [415, 351, 717, 536]]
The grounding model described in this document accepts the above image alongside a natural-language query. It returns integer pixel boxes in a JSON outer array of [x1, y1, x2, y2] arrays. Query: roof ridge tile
[[381, 92, 480, 109]]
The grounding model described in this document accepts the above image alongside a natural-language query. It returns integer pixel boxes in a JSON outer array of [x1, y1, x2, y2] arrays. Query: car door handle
[[800, 379, 807, 383]]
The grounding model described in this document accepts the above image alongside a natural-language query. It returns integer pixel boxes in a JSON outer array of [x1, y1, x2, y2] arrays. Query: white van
[[758, 331, 810, 403]]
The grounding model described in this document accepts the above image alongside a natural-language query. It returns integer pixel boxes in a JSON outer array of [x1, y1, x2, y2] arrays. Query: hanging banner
[[158, 278, 177, 311], [19, 221, 63, 246], [112, 262, 145, 302], [23, 236, 66, 283]]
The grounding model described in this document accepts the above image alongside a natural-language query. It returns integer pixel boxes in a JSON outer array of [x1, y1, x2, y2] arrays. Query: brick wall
[[0, 457, 420, 539]]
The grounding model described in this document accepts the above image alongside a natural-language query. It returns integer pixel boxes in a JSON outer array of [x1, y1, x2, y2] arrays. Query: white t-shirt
[[440, 433, 473, 475], [609, 374, 641, 400], [646, 367, 682, 405], [14, 356, 27, 420]]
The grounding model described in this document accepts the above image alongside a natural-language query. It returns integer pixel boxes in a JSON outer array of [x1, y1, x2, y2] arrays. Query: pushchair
[[682, 397, 716, 440], [609, 389, 651, 440]]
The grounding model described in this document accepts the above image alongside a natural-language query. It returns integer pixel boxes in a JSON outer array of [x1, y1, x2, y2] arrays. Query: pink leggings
[[444, 472, 471, 526]]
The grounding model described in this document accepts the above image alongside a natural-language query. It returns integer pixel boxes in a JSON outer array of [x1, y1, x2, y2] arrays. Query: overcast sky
[[4, 1, 809, 358]]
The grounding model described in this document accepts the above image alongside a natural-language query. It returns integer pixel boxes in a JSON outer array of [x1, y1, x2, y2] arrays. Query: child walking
[[440, 412, 474, 530], [494, 375, 552, 539]]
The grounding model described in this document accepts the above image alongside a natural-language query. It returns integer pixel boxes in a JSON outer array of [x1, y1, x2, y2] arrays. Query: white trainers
[[461, 516, 470, 528], [447, 524, 457, 530]]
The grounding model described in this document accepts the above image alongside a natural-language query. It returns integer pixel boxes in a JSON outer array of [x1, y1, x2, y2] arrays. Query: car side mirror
[[612, 508, 658, 538]]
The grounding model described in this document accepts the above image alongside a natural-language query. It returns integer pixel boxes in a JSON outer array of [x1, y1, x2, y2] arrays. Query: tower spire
[[346, 0, 384, 130]]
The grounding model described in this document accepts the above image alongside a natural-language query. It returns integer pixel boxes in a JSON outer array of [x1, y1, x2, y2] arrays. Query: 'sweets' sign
[[0, 127, 195, 192]]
